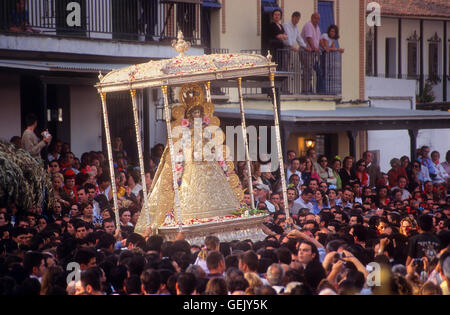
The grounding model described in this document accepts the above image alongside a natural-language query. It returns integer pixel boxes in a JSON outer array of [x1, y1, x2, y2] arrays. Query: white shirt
[[390, 186, 412, 200], [433, 163, 449, 184], [294, 197, 314, 214], [194, 257, 209, 274], [47, 153, 60, 162], [286, 169, 303, 185], [301, 21, 321, 50], [131, 184, 143, 197], [320, 33, 337, 49], [282, 21, 307, 49]]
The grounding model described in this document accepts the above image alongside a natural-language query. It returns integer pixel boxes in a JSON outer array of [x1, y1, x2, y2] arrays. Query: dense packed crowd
[[0, 115, 449, 295]]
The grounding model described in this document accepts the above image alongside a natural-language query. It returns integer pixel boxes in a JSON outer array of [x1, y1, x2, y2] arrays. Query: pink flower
[[181, 119, 190, 127], [219, 160, 226, 167], [203, 116, 211, 125]]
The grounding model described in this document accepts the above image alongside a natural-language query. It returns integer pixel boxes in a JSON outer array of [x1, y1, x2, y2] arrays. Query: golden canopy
[[96, 53, 276, 93]]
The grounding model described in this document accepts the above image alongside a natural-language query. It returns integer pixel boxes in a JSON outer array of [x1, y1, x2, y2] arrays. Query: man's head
[[74, 248, 97, 271], [297, 240, 318, 266], [342, 189, 353, 203], [77, 188, 88, 204], [25, 113, 38, 129], [289, 174, 301, 188], [79, 268, 102, 295], [204, 235, 220, 252], [349, 214, 363, 226], [239, 250, 259, 273], [308, 179, 319, 192], [311, 13, 320, 26], [287, 188, 298, 202], [11, 227, 29, 246], [417, 214, 434, 233], [270, 193, 281, 206], [84, 184, 96, 202], [176, 273, 197, 295], [266, 263, 284, 286], [206, 251, 225, 274], [301, 188, 314, 203], [23, 251, 46, 277], [421, 146, 431, 158], [290, 158, 300, 171], [306, 148, 317, 160], [97, 174, 110, 190], [363, 151, 373, 164], [291, 11, 301, 25], [287, 151, 296, 162], [103, 218, 116, 235], [140, 269, 161, 295], [74, 221, 87, 239]]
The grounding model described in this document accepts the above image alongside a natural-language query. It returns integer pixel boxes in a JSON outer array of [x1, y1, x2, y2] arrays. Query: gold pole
[[130, 89, 150, 226], [161, 86, 183, 230], [99, 92, 120, 225], [237, 78, 256, 209], [269, 73, 290, 218], [205, 81, 212, 102]]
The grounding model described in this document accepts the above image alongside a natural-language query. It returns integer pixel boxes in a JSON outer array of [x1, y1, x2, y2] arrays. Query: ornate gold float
[[95, 32, 289, 245]]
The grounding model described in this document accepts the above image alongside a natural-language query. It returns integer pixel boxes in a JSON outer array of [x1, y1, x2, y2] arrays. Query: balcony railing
[[237, 49, 342, 96], [0, 0, 201, 43], [276, 49, 342, 96]]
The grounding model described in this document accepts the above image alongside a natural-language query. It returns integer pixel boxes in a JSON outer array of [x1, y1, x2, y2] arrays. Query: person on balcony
[[319, 25, 344, 53], [317, 25, 344, 94], [267, 9, 288, 68], [300, 13, 321, 94], [9, 0, 32, 33], [282, 11, 309, 52], [301, 13, 321, 52]]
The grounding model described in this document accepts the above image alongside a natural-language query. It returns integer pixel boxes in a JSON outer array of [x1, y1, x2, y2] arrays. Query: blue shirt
[[417, 157, 437, 177]]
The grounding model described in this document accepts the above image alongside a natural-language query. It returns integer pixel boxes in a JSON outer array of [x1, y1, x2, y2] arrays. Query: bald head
[[311, 13, 320, 26]]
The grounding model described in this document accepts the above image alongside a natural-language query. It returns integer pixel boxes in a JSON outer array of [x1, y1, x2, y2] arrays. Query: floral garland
[[161, 212, 267, 227]]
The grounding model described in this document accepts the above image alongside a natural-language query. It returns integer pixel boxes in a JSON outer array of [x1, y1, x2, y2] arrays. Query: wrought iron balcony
[[0, 0, 201, 43]]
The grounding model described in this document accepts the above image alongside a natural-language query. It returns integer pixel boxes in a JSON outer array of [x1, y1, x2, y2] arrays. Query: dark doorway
[[20, 75, 44, 133], [46, 85, 71, 146]]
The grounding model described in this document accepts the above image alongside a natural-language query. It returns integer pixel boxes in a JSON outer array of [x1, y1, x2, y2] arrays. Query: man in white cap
[[260, 163, 276, 191], [254, 184, 276, 213]]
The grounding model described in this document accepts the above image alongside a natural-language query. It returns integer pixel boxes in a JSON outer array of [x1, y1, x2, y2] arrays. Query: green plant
[[416, 79, 436, 104]]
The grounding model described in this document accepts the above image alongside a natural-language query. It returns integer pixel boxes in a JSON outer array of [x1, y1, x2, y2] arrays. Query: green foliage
[[0, 140, 53, 210], [416, 78, 438, 104]]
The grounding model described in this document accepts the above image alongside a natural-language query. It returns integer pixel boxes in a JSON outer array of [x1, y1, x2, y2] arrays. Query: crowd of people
[[0, 113, 449, 296]]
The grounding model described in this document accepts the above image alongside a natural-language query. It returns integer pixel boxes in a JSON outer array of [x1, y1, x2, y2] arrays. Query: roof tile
[[369, 0, 450, 19]]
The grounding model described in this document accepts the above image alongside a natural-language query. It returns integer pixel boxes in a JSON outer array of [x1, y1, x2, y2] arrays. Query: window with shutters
[[407, 42, 418, 79]]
